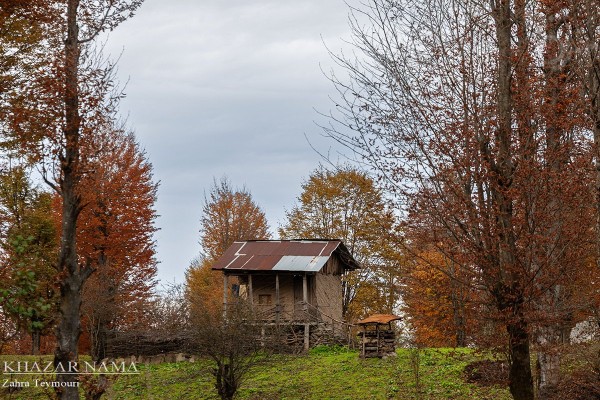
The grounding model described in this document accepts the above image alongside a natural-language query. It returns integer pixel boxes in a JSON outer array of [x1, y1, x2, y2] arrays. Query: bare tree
[[322, 1, 595, 399], [187, 291, 265, 400]]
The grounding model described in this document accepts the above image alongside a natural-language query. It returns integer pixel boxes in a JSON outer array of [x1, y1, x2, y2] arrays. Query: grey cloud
[[103, 0, 356, 283]]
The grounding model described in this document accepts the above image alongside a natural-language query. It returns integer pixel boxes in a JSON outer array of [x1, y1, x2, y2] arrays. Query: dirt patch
[[463, 360, 509, 387], [546, 369, 600, 400]]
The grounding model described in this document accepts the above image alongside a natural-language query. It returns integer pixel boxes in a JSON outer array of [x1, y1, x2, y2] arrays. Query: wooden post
[[376, 324, 380, 358], [302, 274, 308, 314], [304, 323, 310, 351], [248, 274, 254, 309], [303, 273, 309, 351], [361, 327, 365, 358], [223, 274, 229, 317], [275, 273, 280, 325]]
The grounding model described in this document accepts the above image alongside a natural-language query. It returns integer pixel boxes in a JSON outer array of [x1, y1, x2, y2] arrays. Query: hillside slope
[[1, 347, 510, 399]]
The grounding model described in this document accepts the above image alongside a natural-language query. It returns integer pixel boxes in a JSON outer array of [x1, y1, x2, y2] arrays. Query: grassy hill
[[0, 347, 510, 399]]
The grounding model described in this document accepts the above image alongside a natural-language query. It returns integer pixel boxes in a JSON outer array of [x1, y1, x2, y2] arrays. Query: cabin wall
[[230, 263, 345, 327], [315, 273, 343, 323], [242, 274, 296, 320], [321, 254, 343, 275]]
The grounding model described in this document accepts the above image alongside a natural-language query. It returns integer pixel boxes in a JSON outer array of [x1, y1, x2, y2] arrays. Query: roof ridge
[[236, 238, 343, 242]]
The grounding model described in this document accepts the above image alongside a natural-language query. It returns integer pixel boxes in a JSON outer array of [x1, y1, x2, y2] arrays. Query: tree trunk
[[492, 1, 534, 399], [535, 6, 572, 394], [53, 1, 92, 398], [450, 276, 467, 347], [54, 273, 84, 399], [31, 329, 41, 355], [584, 0, 600, 273], [507, 315, 534, 400], [536, 326, 562, 398], [91, 319, 107, 362], [90, 254, 112, 362]]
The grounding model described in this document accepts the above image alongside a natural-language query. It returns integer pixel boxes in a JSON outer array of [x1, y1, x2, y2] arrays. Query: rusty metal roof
[[357, 314, 402, 325], [212, 239, 360, 272]]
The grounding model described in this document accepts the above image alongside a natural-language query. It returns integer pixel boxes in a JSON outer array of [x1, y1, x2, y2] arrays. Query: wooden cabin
[[212, 239, 360, 349]]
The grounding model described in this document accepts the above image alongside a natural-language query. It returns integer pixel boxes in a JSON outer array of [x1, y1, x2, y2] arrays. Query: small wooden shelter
[[212, 239, 360, 350], [357, 314, 402, 358]]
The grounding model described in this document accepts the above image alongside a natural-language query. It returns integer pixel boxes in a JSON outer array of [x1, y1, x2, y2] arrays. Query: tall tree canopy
[[199, 177, 271, 261], [1, 1, 145, 397], [70, 127, 158, 361], [279, 166, 402, 320], [186, 178, 271, 316], [402, 249, 477, 348]]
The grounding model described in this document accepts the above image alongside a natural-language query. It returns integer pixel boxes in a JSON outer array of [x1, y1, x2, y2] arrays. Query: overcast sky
[[104, 0, 356, 284]]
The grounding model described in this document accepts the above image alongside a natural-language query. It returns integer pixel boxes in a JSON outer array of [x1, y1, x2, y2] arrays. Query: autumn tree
[[185, 179, 271, 399], [1, 1, 145, 397], [71, 127, 158, 362], [279, 166, 402, 321], [0, 0, 55, 123], [571, 2, 600, 341], [402, 250, 476, 347], [199, 177, 271, 261], [186, 178, 271, 317], [185, 256, 222, 317], [323, 1, 596, 398]]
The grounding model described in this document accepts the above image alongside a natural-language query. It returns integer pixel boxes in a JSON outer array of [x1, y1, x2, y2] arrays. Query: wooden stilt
[[275, 273, 280, 325], [304, 323, 310, 351], [248, 274, 253, 309], [302, 274, 308, 314], [303, 273, 310, 351], [223, 274, 229, 317]]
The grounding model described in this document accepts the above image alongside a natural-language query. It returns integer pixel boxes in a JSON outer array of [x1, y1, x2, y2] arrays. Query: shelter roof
[[357, 314, 402, 325], [211, 239, 360, 273]]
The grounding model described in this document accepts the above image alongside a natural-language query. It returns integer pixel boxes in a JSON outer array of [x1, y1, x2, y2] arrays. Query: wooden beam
[[376, 324, 380, 357], [303, 273, 309, 351], [223, 274, 229, 317], [361, 327, 365, 358], [275, 273, 280, 325], [248, 274, 254, 308], [304, 323, 310, 351], [302, 273, 308, 312]]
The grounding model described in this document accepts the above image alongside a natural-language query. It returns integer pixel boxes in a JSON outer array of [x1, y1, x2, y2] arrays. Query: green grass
[[0, 348, 511, 399]]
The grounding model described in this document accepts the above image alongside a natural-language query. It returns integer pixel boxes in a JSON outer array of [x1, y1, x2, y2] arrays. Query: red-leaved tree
[[73, 127, 157, 362]]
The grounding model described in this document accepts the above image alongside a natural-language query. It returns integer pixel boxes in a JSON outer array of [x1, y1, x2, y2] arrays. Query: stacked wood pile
[[105, 330, 190, 358], [357, 314, 402, 358], [358, 327, 395, 358]]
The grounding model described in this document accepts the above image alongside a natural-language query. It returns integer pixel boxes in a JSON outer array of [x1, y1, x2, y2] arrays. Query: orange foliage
[[403, 251, 474, 347], [52, 128, 158, 358], [79, 129, 158, 338], [187, 178, 270, 315], [200, 177, 271, 261], [279, 166, 403, 321], [185, 257, 224, 318]]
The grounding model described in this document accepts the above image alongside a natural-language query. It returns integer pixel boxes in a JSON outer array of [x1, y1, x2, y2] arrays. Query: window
[[258, 294, 272, 305]]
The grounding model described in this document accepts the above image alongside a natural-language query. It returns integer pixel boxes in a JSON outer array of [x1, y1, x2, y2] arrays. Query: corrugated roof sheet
[[272, 256, 330, 272], [212, 239, 359, 272], [357, 314, 402, 325]]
